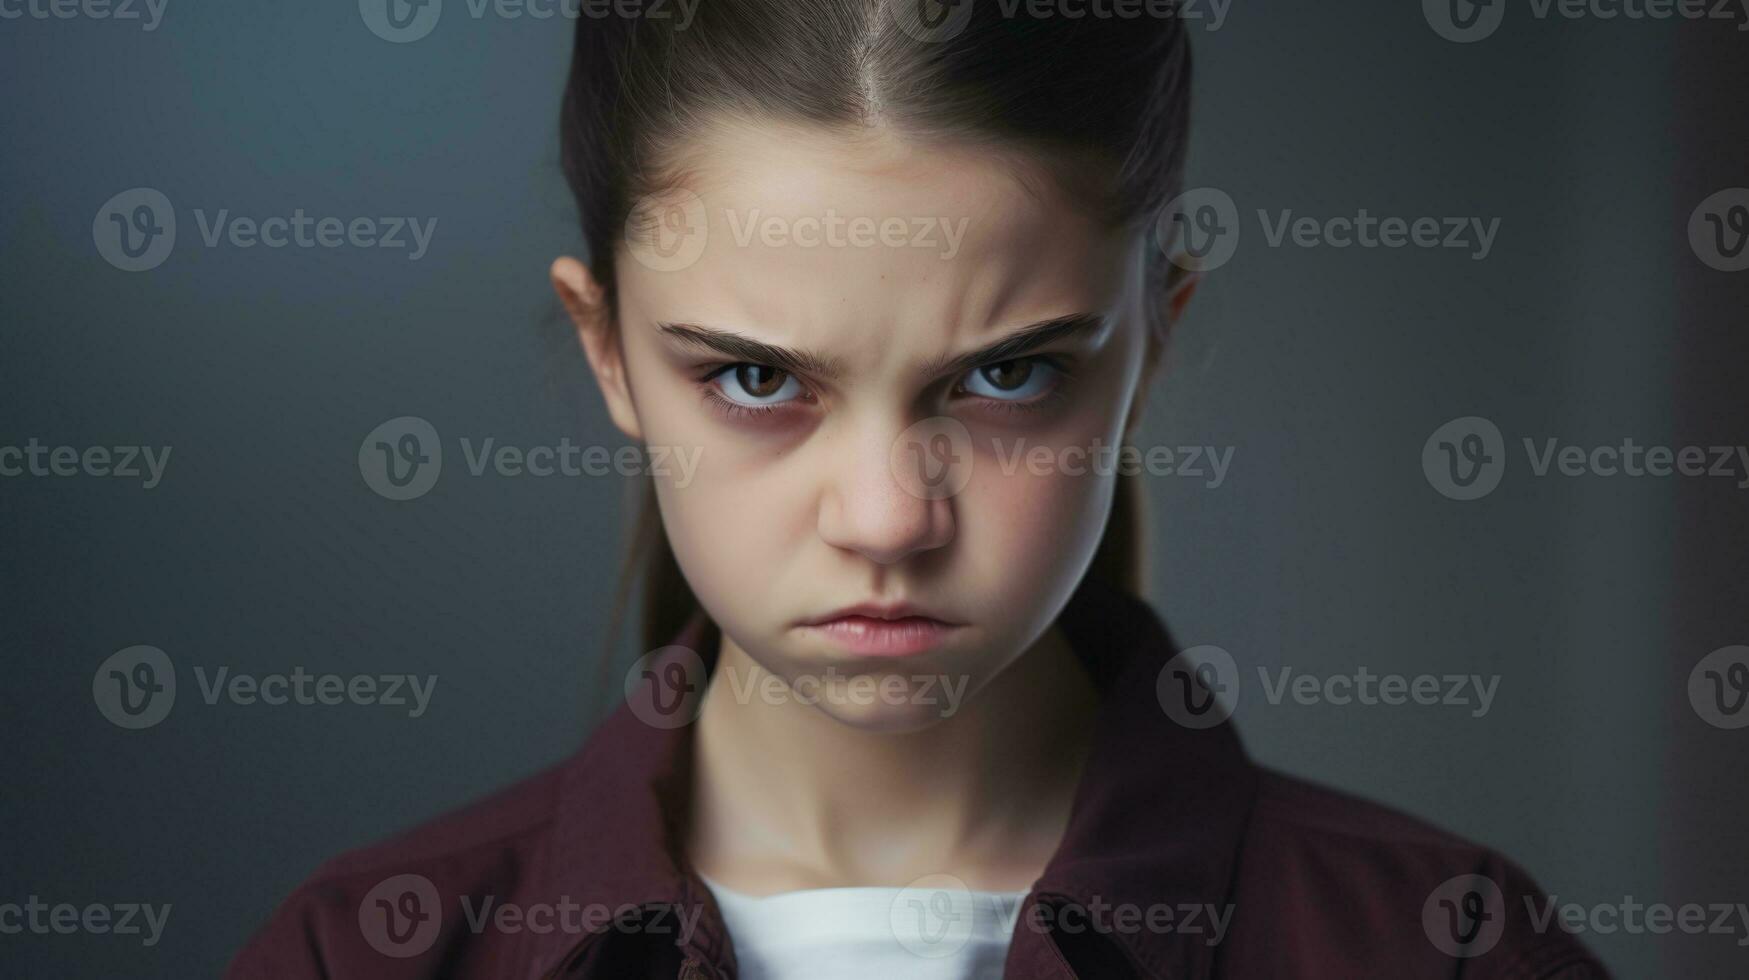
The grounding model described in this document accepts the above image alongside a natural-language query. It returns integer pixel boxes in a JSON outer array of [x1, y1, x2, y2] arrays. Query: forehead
[[617, 117, 1134, 359]]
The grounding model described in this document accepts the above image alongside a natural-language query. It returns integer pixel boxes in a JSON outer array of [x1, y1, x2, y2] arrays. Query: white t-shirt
[[701, 875, 1027, 980]]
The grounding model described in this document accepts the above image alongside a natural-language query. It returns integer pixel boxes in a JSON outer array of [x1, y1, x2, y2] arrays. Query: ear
[[1163, 260, 1202, 325], [1123, 258, 1203, 436], [551, 256, 643, 441]]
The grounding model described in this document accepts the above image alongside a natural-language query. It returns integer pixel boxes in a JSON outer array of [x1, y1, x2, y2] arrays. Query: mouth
[[796, 602, 964, 657]]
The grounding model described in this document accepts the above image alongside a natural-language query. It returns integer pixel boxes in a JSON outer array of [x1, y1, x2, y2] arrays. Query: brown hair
[[558, 0, 1191, 653]]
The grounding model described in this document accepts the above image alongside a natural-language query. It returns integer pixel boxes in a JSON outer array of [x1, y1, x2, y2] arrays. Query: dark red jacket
[[229, 580, 1609, 978]]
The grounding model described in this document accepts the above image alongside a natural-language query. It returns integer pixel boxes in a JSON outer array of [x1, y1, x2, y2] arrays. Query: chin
[[772, 665, 977, 734], [808, 697, 965, 735]]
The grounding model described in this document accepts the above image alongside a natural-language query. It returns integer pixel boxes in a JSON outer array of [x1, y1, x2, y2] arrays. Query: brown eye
[[736, 364, 788, 398], [960, 357, 1060, 403], [979, 360, 1034, 391], [714, 362, 803, 407]]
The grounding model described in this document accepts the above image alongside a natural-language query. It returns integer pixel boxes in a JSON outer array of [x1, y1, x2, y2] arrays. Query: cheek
[[631, 370, 815, 630], [960, 439, 1116, 614], [956, 357, 1137, 623]]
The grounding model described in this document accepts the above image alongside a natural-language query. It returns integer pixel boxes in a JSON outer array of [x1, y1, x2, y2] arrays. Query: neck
[[686, 625, 1099, 895]]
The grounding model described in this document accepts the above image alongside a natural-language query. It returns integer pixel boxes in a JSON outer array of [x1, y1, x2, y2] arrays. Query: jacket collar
[[523, 577, 1260, 978]]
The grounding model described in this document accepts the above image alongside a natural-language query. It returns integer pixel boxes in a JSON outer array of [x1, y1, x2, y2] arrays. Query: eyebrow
[[656, 313, 1108, 382]]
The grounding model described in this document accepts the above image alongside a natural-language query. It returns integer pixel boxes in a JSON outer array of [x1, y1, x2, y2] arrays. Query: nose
[[816, 420, 957, 566]]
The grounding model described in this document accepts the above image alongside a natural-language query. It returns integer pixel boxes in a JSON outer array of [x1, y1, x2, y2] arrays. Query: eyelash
[[971, 380, 1070, 415], [695, 357, 1073, 420], [699, 384, 786, 420]]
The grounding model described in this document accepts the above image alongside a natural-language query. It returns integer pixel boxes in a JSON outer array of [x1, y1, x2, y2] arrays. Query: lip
[[797, 602, 963, 657]]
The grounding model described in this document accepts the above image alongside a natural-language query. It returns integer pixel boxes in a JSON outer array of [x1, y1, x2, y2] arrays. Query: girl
[[232, 1, 1608, 977]]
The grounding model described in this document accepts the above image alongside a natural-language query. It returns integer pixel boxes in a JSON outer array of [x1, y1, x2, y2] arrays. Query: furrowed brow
[[926, 313, 1109, 379], [657, 312, 1107, 382], [657, 323, 845, 380]]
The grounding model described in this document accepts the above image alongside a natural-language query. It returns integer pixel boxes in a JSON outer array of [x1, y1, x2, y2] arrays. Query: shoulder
[[226, 755, 571, 979], [1223, 767, 1612, 979], [1245, 765, 1490, 855]]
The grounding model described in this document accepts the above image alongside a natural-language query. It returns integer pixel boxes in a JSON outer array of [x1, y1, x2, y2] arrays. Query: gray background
[[2, 3, 1744, 976]]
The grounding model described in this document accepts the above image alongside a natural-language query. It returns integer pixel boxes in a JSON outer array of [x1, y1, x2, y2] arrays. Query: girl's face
[[569, 118, 1154, 733]]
